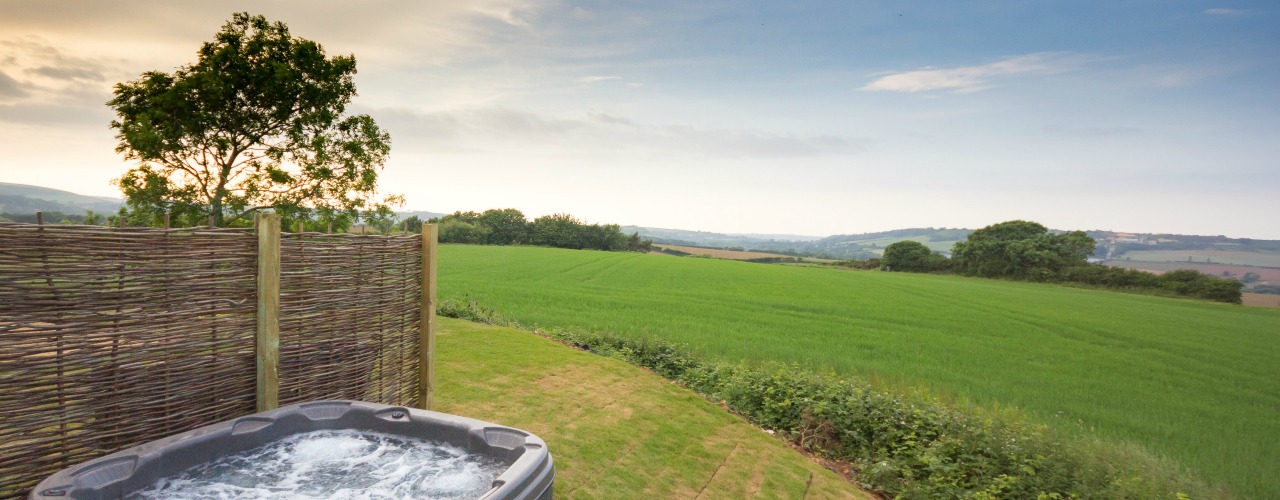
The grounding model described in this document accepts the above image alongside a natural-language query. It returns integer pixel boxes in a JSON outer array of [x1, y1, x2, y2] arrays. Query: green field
[[439, 245, 1280, 498]]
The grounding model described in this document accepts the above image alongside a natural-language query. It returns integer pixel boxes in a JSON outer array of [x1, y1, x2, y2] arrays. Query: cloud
[[472, 5, 535, 27], [0, 37, 116, 95], [1043, 124, 1141, 138], [588, 113, 634, 125], [0, 102, 112, 126], [570, 7, 596, 21], [30, 65, 103, 82], [373, 106, 862, 159], [0, 71, 28, 98], [861, 52, 1083, 94], [1203, 8, 1244, 16], [579, 75, 623, 84]]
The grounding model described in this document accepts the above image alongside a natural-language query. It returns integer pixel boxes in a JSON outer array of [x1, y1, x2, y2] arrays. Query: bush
[[882, 240, 951, 272], [1158, 270, 1244, 304]]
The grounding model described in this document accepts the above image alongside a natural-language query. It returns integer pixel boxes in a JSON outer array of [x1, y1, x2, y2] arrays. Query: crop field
[[1117, 249, 1280, 268], [439, 245, 1280, 498], [650, 243, 831, 262], [1242, 293, 1280, 308], [650, 244, 796, 260]]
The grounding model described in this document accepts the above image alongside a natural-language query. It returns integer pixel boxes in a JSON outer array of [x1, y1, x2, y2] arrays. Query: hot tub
[[29, 400, 554, 499]]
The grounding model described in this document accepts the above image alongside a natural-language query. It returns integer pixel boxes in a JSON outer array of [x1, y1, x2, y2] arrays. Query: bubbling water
[[126, 429, 509, 499]]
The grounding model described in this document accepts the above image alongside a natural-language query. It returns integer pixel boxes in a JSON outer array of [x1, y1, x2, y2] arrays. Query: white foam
[[127, 429, 509, 499]]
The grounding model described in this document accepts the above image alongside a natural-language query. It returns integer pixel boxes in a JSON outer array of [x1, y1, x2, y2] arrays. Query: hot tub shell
[[29, 400, 554, 499]]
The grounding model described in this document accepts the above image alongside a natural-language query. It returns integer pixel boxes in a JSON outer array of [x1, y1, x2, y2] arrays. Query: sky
[[1, 1, 1277, 238]]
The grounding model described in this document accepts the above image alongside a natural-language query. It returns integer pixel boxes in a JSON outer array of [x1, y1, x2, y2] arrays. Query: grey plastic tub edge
[[28, 400, 554, 500]]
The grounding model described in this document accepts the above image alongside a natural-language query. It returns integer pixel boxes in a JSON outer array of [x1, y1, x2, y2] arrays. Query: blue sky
[[1, 1, 1277, 238]]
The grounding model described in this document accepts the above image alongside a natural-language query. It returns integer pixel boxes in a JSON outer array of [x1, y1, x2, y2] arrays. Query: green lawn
[[434, 317, 871, 499], [439, 245, 1280, 498]]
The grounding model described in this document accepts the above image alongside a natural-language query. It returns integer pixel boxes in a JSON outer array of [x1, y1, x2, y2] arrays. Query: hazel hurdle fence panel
[[0, 217, 434, 497]]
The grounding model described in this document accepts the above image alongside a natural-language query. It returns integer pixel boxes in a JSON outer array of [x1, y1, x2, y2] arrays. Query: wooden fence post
[[419, 223, 438, 410], [256, 213, 281, 412]]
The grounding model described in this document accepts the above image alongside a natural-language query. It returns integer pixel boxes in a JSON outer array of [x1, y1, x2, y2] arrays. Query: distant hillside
[[620, 225, 818, 247], [623, 225, 970, 260], [399, 210, 448, 221], [0, 183, 451, 225], [0, 182, 123, 216], [1088, 230, 1280, 261]]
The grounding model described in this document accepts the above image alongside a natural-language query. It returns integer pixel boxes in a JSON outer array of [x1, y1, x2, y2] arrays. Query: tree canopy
[[432, 209, 648, 252], [108, 12, 391, 227], [951, 220, 1095, 279], [881, 240, 949, 272]]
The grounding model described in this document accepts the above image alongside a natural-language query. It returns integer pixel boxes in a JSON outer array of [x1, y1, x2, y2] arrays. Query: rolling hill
[[0, 182, 123, 216]]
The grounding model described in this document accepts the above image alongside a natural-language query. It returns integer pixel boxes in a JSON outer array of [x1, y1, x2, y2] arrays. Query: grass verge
[[433, 317, 873, 499]]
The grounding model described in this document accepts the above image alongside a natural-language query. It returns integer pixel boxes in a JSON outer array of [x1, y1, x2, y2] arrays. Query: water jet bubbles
[[128, 430, 508, 499]]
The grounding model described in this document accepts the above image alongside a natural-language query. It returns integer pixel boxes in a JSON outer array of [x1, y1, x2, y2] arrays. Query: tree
[[579, 223, 627, 251], [82, 210, 105, 226], [361, 194, 403, 235], [530, 213, 584, 249], [108, 12, 391, 227], [626, 232, 653, 253], [401, 215, 423, 234], [438, 219, 490, 244], [881, 240, 948, 272], [441, 211, 482, 224], [477, 208, 529, 245], [951, 220, 1094, 279], [1158, 269, 1243, 304]]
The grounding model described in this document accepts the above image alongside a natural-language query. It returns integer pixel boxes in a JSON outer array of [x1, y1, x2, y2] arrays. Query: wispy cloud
[[579, 75, 622, 84], [1204, 8, 1244, 16], [472, 5, 534, 27], [30, 65, 104, 82], [1043, 124, 1141, 138], [0, 37, 118, 115], [373, 106, 862, 159], [860, 52, 1083, 94], [0, 71, 28, 98]]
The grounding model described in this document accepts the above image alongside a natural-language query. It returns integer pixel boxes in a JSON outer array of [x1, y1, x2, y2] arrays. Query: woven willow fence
[[0, 217, 437, 497]]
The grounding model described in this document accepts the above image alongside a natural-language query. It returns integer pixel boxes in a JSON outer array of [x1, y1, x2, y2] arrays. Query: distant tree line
[[418, 209, 652, 252], [876, 220, 1243, 304], [1, 211, 96, 225], [2, 205, 405, 235]]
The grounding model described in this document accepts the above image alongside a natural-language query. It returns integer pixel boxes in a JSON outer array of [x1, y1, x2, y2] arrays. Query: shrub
[[1158, 270, 1244, 304], [882, 240, 951, 272]]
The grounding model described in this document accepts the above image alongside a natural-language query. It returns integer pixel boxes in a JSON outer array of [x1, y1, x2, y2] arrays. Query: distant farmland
[[1243, 293, 1280, 308], [651, 243, 828, 262], [1117, 249, 1280, 268], [440, 245, 1280, 498]]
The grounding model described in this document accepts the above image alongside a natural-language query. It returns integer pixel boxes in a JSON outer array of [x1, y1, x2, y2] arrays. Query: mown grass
[[439, 245, 1280, 498], [433, 317, 872, 499]]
